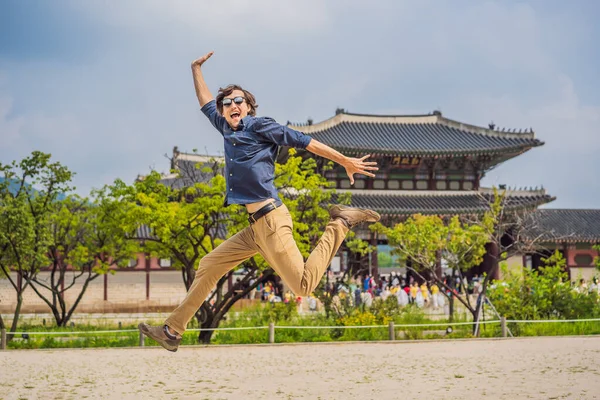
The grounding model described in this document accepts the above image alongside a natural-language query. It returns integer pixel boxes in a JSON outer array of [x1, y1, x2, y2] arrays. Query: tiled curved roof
[[160, 156, 223, 190], [333, 189, 554, 216], [527, 209, 600, 243], [291, 112, 542, 156]]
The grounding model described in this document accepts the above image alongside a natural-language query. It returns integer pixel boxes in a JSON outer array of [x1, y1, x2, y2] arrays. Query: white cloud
[[0, 95, 25, 150], [69, 0, 330, 38], [472, 75, 600, 207], [2, 0, 598, 208]]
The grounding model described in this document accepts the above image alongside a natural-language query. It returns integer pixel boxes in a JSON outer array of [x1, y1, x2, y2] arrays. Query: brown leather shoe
[[329, 205, 380, 228], [138, 323, 181, 352]]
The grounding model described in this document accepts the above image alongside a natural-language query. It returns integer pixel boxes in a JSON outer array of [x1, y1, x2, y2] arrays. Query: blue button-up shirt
[[201, 100, 312, 206]]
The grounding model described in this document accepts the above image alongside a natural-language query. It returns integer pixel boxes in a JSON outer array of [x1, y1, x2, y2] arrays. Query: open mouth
[[230, 112, 240, 120]]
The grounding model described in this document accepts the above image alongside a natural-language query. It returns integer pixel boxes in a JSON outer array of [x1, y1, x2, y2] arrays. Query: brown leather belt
[[248, 202, 281, 224]]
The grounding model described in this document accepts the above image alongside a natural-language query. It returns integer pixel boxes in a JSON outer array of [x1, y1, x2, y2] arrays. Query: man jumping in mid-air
[[139, 51, 380, 351]]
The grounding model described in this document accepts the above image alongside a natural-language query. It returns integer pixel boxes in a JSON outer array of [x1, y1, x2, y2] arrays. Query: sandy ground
[[1, 337, 600, 400]]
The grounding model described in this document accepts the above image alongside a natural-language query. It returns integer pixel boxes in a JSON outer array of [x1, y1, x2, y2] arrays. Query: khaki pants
[[165, 204, 348, 334]]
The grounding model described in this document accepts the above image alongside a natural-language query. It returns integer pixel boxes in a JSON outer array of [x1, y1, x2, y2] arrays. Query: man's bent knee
[[290, 280, 313, 297], [194, 259, 211, 278]]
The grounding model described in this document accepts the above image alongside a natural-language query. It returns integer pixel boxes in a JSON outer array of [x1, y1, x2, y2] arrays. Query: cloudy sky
[[1, 0, 598, 208]]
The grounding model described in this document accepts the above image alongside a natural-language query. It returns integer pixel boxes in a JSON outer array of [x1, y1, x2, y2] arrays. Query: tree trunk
[[448, 295, 455, 323], [472, 308, 480, 336], [62, 276, 95, 326], [29, 268, 99, 327], [0, 313, 4, 330], [7, 294, 24, 341], [198, 321, 215, 344], [194, 269, 273, 344]]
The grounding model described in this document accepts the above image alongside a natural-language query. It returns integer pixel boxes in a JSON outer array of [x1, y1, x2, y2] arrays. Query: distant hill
[[0, 177, 67, 200]]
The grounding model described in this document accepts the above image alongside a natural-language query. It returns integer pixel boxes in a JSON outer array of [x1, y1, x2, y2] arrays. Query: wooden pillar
[[145, 254, 151, 300], [370, 233, 379, 283], [269, 322, 275, 344], [490, 242, 499, 280], [482, 242, 499, 280], [103, 274, 108, 301], [428, 164, 435, 190], [563, 243, 570, 282], [435, 251, 443, 279]]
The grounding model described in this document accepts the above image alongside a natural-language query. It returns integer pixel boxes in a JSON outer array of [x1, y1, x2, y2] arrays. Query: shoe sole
[[138, 323, 179, 352], [330, 205, 381, 224]]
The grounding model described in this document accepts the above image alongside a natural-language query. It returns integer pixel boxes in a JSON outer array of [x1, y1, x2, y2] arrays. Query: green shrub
[[488, 251, 600, 328]]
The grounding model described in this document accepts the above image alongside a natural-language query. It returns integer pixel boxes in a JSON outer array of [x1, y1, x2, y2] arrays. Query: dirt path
[[1, 336, 599, 399]]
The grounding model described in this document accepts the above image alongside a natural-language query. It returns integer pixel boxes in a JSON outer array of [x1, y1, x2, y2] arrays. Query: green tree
[[488, 251, 600, 325], [373, 189, 543, 334], [0, 152, 73, 339], [594, 245, 600, 270], [112, 157, 254, 343], [277, 150, 369, 319], [372, 212, 490, 329], [26, 190, 139, 326], [114, 149, 363, 343], [0, 190, 35, 333]]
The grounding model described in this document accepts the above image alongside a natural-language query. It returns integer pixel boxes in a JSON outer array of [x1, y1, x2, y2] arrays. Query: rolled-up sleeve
[[201, 100, 227, 135], [253, 117, 312, 148]]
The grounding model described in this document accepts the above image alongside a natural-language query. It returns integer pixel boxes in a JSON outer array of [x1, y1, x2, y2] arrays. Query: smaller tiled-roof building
[[524, 209, 600, 281]]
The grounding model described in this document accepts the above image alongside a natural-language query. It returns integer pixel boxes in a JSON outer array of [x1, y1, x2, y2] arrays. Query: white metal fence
[[3, 317, 600, 350]]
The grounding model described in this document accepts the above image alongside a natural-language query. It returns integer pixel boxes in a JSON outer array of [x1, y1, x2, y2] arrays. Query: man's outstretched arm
[[306, 139, 378, 185], [191, 51, 215, 107]]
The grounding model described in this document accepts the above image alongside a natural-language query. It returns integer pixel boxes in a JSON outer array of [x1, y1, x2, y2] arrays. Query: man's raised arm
[[306, 140, 378, 185], [191, 51, 215, 108]]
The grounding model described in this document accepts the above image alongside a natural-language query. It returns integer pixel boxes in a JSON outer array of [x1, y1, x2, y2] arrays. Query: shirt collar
[[226, 115, 255, 132], [238, 115, 257, 131]]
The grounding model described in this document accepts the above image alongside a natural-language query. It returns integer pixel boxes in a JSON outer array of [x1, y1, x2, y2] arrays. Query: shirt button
[[230, 188, 232, 191], [230, 173, 233, 176], [230, 158, 233, 161], [233, 143, 236, 146]]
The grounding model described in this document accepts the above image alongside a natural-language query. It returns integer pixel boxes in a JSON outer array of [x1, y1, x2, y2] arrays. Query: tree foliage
[[370, 192, 512, 333], [27, 190, 139, 326], [488, 251, 600, 324], [0, 152, 73, 337], [371, 212, 490, 324], [113, 149, 358, 343]]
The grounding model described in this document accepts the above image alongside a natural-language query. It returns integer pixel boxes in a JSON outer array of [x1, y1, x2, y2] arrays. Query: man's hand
[[191, 51, 214, 68], [344, 155, 378, 185], [191, 51, 215, 107]]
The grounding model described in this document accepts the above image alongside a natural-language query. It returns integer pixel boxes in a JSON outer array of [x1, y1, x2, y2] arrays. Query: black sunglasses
[[222, 96, 246, 107]]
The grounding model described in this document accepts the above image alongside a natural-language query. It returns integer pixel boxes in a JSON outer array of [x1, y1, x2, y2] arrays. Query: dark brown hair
[[215, 84, 258, 116]]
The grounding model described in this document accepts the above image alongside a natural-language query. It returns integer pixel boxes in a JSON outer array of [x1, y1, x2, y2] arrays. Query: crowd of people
[[228, 269, 505, 313], [229, 270, 600, 315], [575, 277, 600, 295], [324, 273, 450, 310]]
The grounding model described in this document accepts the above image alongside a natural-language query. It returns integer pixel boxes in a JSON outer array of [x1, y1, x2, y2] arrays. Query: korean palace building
[[285, 108, 600, 282], [4, 107, 599, 315], [161, 108, 599, 283]]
